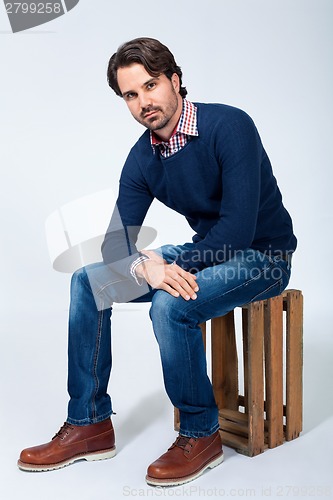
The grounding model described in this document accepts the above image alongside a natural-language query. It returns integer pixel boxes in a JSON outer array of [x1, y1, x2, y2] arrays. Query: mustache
[[141, 106, 161, 118]]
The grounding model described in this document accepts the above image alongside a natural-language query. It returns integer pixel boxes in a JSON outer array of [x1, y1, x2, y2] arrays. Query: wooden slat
[[238, 394, 288, 418], [282, 288, 299, 311], [264, 295, 284, 448], [242, 308, 249, 413], [200, 322, 207, 352], [220, 419, 249, 438], [219, 408, 249, 438], [285, 290, 303, 440], [219, 413, 271, 439], [219, 408, 248, 425], [211, 312, 239, 410], [174, 408, 180, 431], [219, 430, 269, 456], [247, 301, 265, 456], [242, 306, 249, 412], [219, 430, 250, 455]]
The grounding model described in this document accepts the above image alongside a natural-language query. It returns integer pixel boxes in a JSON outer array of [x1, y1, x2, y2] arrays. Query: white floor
[[1, 304, 332, 500]]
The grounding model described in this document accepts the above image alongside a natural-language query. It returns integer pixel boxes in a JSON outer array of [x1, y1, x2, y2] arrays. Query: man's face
[[117, 63, 183, 138]]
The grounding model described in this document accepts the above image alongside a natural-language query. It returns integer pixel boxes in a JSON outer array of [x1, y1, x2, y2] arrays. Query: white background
[[1, 1, 332, 499]]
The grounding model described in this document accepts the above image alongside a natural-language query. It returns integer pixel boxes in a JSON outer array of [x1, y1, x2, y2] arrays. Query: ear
[[171, 73, 180, 93]]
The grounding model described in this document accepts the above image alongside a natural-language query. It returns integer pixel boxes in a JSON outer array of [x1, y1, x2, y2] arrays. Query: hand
[[140, 249, 166, 264], [136, 254, 199, 300]]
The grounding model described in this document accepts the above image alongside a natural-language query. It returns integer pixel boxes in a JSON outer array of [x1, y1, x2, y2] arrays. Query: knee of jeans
[[149, 291, 183, 351], [70, 266, 90, 292], [149, 290, 179, 323]]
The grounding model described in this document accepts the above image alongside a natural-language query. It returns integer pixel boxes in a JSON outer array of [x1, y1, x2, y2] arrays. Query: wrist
[[135, 261, 147, 278], [130, 254, 150, 283]]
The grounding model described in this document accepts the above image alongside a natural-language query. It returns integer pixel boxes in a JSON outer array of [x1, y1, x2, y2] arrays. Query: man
[[18, 38, 296, 486]]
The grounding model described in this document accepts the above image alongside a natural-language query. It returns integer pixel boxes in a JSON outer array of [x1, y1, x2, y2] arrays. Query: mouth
[[143, 109, 159, 119]]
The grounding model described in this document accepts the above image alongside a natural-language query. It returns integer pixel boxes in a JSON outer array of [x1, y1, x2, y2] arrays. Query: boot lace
[[171, 435, 198, 453], [52, 422, 74, 440]]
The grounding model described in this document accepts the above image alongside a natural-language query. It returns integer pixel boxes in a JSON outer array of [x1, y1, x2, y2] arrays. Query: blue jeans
[[66, 244, 291, 438]]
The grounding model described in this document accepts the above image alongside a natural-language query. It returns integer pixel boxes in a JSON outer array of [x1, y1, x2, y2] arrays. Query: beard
[[135, 85, 179, 131]]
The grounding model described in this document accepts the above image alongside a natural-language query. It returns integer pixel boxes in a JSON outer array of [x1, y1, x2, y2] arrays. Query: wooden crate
[[174, 289, 303, 457]]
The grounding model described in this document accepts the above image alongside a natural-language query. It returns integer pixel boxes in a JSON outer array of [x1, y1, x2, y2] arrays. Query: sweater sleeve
[[175, 112, 262, 272], [101, 148, 154, 279]]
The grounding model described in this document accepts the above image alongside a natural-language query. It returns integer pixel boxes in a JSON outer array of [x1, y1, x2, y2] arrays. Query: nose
[[138, 92, 152, 111]]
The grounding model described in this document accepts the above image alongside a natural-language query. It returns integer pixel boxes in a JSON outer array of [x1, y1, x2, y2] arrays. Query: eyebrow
[[121, 76, 159, 98]]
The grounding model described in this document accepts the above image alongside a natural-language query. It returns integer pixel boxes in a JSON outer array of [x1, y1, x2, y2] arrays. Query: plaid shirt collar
[[150, 99, 198, 154]]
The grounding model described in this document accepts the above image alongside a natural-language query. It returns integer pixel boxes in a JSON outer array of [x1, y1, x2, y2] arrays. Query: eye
[[147, 82, 156, 90], [124, 92, 136, 101]]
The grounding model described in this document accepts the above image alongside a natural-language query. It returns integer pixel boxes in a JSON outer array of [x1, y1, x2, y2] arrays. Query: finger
[[168, 272, 199, 298], [159, 282, 180, 298], [171, 266, 199, 293], [175, 275, 198, 298], [165, 275, 198, 301]]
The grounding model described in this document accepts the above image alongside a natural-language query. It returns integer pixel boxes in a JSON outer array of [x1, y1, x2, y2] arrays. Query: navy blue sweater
[[102, 103, 296, 276]]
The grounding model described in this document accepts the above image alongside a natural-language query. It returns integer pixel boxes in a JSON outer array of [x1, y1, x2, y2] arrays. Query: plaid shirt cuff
[[130, 254, 150, 285]]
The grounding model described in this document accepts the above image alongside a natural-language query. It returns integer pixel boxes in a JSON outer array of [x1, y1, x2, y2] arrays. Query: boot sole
[[145, 451, 224, 487], [17, 446, 116, 472]]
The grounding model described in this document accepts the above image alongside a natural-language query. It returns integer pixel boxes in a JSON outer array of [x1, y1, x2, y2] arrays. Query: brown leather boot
[[146, 430, 223, 486], [17, 418, 116, 472]]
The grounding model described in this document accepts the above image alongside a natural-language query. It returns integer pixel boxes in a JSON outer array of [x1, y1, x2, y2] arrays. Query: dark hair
[[107, 37, 187, 98]]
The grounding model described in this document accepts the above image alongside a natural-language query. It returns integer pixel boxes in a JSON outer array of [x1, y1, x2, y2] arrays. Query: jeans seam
[[97, 279, 127, 295], [91, 299, 104, 420], [251, 279, 282, 303], [279, 264, 291, 280], [184, 329, 194, 413], [267, 256, 291, 280]]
